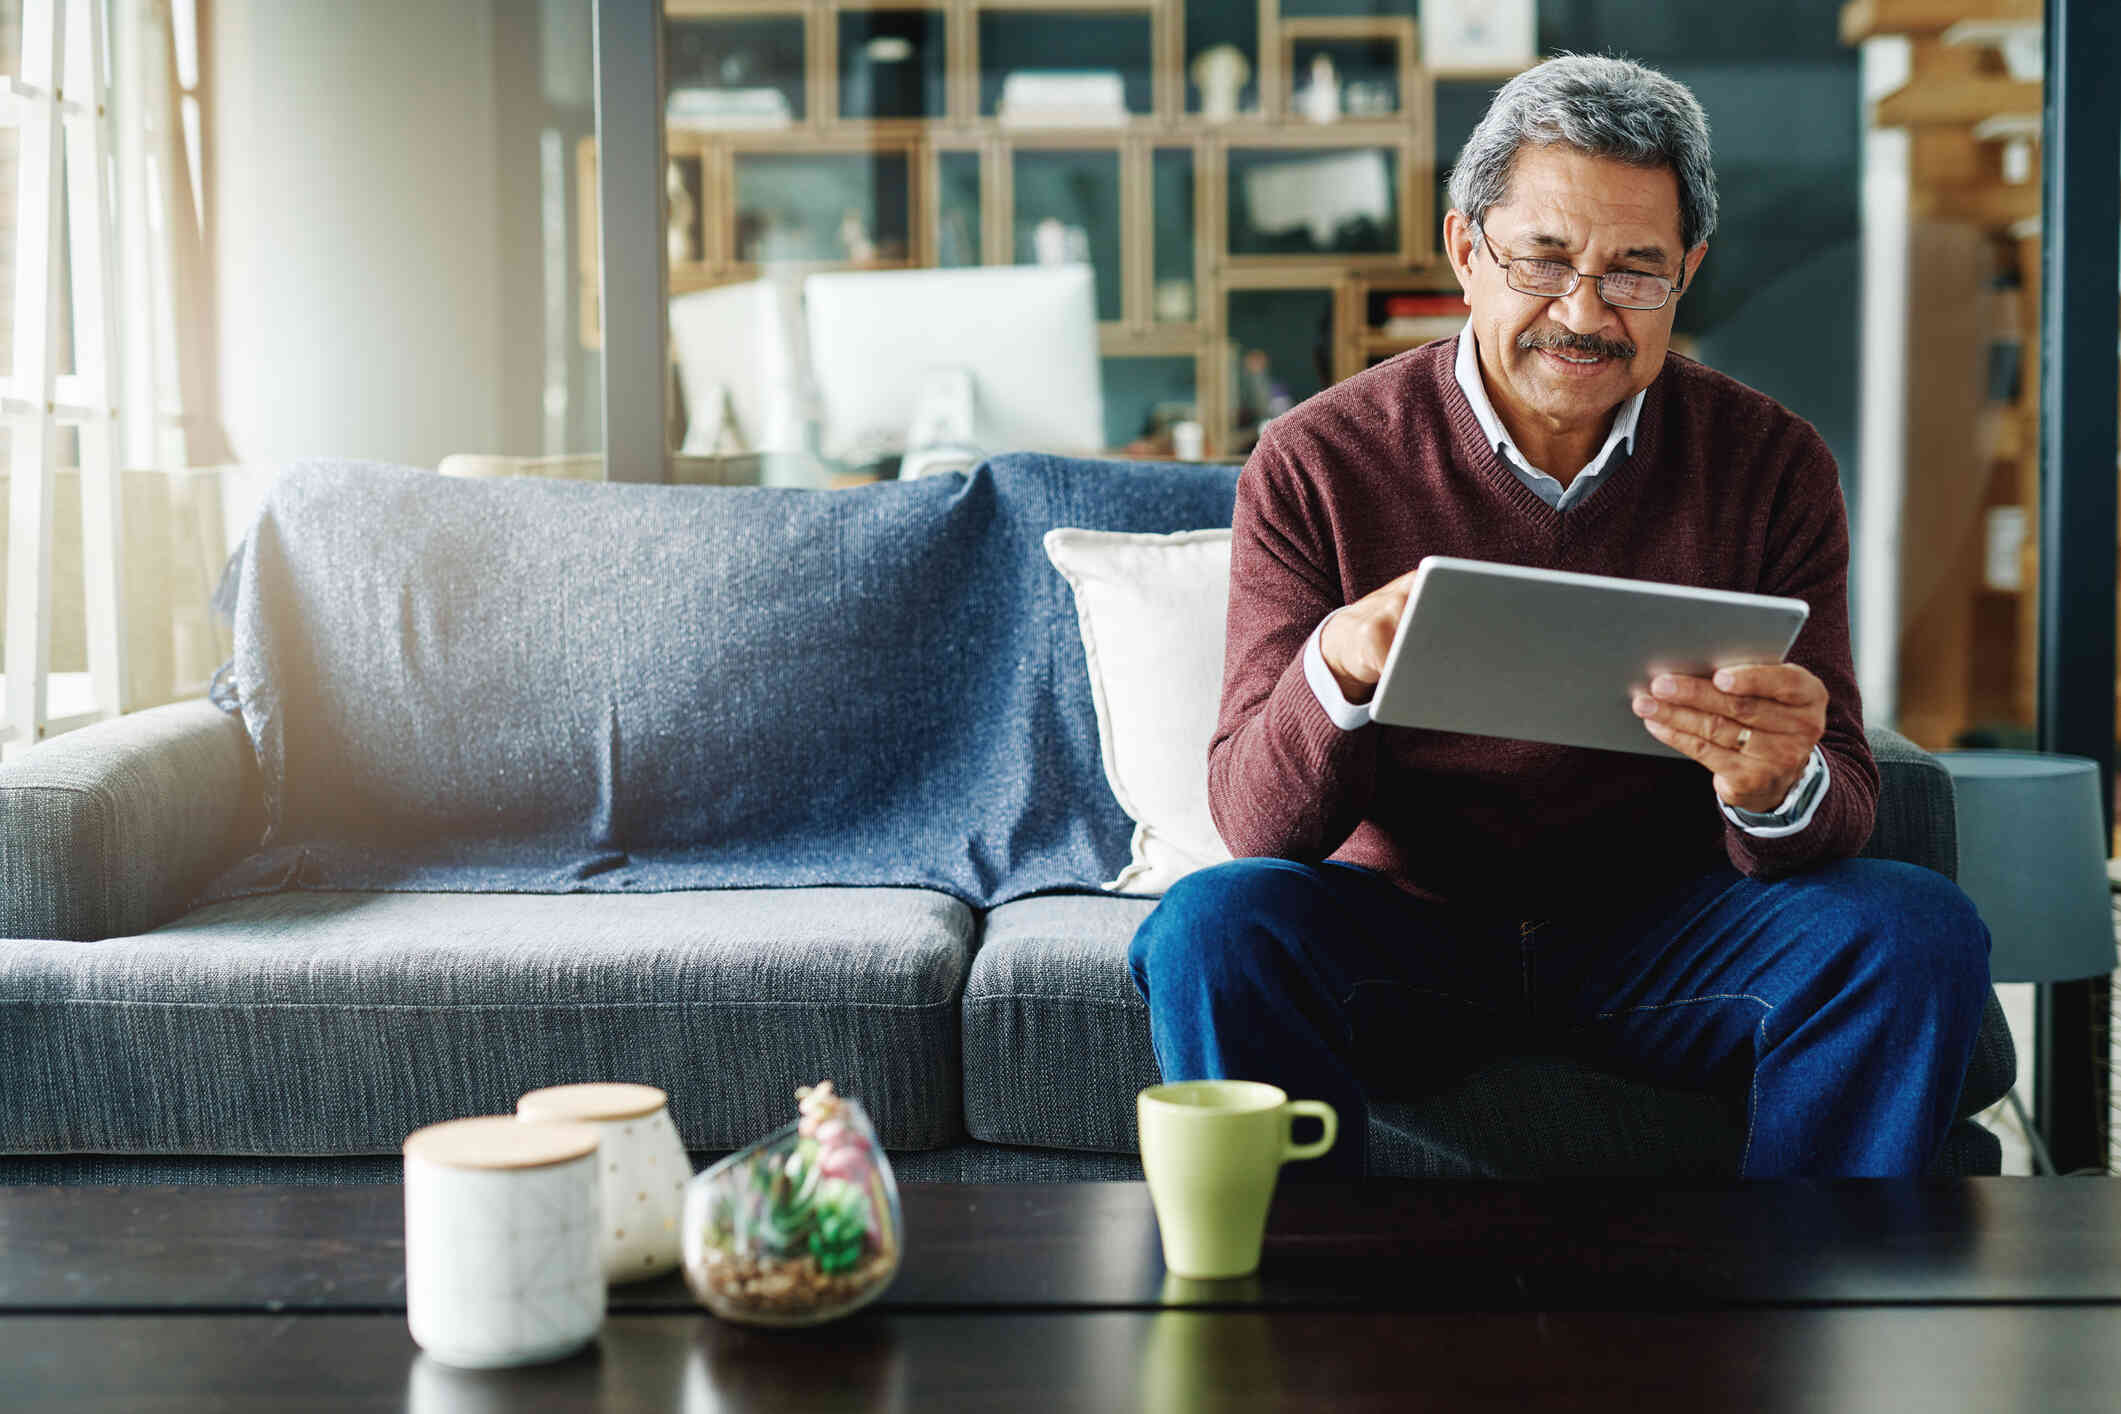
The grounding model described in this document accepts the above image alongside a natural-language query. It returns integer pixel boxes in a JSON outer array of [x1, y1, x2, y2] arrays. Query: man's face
[[1444, 145, 1708, 435]]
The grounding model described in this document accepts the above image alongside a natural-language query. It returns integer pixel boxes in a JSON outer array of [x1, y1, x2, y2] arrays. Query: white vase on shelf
[[1191, 44, 1250, 122], [1296, 53, 1341, 124]]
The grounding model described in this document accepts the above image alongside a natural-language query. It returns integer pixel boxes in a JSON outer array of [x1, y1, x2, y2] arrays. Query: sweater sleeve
[[1206, 428, 1380, 860], [1722, 428, 1879, 879]]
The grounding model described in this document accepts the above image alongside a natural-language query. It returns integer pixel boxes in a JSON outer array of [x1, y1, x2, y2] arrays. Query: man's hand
[[1317, 568, 1424, 703], [1633, 664, 1828, 813]]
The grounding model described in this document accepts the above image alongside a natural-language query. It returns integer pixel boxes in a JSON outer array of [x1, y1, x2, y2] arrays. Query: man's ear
[[1442, 209, 1477, 301], [1680, 241, 1708, 294]]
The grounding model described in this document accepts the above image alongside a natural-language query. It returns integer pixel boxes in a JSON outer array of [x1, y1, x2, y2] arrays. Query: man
[[1128, 55, 1990, 1179]]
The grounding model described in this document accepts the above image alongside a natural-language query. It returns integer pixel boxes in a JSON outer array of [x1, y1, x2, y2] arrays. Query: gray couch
[[0, 456, 2015, 1182]]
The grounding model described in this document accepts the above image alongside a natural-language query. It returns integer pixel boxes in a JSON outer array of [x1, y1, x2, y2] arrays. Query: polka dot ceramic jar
[[518, 1083, 690, 1283]]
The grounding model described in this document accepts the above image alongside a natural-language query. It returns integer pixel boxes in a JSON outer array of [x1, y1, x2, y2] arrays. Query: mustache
[[1517, 328, 1638, 361]]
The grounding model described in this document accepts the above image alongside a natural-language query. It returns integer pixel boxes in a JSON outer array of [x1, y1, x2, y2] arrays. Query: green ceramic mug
[[1136, 1080, 1339, 1279]]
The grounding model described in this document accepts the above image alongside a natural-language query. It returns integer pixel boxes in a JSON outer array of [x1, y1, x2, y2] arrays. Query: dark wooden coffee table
[[5, 1179, 2121, 1410]]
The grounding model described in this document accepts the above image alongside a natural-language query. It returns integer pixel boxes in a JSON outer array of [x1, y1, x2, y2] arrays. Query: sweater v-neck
[[1430, 341, 1664, 537]]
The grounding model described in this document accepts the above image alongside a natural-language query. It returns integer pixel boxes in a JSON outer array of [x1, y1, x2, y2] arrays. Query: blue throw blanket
[[206, 453, 1239, 907]]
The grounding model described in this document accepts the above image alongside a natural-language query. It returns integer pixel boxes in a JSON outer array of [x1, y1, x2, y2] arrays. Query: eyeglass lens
[[1509, 259, 1671, 310]]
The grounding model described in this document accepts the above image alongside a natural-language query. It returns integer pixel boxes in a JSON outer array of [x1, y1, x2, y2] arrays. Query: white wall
[[212, 0, 506, 471]]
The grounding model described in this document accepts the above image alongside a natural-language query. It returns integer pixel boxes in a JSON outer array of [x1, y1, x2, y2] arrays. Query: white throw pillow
[[1043, 527, 1236, 894]]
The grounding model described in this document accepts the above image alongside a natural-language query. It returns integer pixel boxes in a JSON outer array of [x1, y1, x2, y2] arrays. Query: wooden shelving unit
[[1847, 0, 2052, 748], [580, 0, 1516, 457]]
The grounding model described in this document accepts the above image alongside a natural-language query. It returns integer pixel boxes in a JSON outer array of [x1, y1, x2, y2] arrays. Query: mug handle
[[1280, 1100, 1338, 1164]]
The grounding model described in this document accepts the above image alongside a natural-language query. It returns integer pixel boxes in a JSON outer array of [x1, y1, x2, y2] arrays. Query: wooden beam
[[1840, 0, 2039, 45], [1873, 76, 2042, 126], [1913, 181, 2041, 227], [1910, 129, 2002, 186], [1281, 17, 1410, 40]]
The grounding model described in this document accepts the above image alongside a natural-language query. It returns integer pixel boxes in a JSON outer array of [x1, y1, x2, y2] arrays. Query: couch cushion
[[964, 894, 2015, 1176], [0, 887, 969, 1155], [963, 895, 1162, 1153]]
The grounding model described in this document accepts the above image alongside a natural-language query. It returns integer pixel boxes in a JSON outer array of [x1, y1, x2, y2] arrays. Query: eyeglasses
[[1476, 228, 1683, 311]]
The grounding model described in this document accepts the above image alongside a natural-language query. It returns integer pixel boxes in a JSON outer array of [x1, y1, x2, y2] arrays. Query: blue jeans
[[1127, 857, 1992, 1178]]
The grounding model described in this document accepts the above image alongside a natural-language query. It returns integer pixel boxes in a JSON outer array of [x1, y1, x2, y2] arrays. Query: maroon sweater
[[1208, 339, 1877, 915]]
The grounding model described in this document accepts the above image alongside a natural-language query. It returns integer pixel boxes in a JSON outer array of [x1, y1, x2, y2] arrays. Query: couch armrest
[[0, 699, 259, 940], [1860, 725, 1958, 880], [1861, 726, 2017, 1121]]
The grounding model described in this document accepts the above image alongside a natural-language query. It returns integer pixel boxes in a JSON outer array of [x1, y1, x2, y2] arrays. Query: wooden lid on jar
[[402, 1115, 600, 1171], [516, 1082, 669, 1123]]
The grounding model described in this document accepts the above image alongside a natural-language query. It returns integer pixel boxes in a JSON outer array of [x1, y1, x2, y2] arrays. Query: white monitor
[[670, 278, 814, 456], [802, 264, 1104, 464]]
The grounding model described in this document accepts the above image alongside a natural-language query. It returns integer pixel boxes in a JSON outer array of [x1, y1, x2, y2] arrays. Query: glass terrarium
[[681, 1083, 902, 1326]]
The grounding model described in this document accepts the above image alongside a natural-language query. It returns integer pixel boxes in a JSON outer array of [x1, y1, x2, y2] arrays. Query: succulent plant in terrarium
[[683, 1081, 902, 1326], [743, 1103, 874, 1269]]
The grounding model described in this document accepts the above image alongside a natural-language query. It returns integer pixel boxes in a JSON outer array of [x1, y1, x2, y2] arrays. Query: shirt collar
[[1452, 328, 1645, 483]]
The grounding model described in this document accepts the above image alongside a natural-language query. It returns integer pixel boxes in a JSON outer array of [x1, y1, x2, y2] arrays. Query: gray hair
[[1447, 54, 1718, 252]]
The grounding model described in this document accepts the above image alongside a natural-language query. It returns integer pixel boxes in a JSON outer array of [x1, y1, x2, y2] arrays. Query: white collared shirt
[[1298, 331, 1830, 834], [1453, 318, 1647, 511]]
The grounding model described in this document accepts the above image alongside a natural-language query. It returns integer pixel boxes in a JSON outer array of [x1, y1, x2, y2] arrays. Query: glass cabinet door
[[1011, 149, 1123, 323]]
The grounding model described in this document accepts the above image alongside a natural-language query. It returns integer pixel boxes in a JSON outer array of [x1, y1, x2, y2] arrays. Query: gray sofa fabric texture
[[0, 888, 969, 1154], [1858, 725, 1956, 879], [964, 894, 1161, 1152], [0, 698, 255, 942]]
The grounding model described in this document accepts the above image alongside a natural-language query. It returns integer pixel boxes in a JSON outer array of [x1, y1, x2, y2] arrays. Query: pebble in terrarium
[[682, 1080, 903, 1326]]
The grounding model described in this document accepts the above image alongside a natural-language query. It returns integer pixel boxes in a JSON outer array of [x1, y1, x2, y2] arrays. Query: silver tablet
[[1366, 556, 1811, 758]]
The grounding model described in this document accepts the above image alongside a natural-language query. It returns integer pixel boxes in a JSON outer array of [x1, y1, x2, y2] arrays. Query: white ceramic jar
[[402, 1115, 605, 1368], [518, 1082, 691, 1283]]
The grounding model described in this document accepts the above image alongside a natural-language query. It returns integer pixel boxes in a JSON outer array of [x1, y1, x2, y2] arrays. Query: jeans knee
[[1129, 858, 1318, 1001], [1935, 899, 1993, 1037], [1818, 859, 1992, 1009]]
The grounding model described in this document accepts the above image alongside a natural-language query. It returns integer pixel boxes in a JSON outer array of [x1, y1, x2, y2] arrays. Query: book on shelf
[[667, 87, 794, 130], [1381, 293, 1465, 320], [997, 71, 1129, 128], [1379, 314, 1467, 341]]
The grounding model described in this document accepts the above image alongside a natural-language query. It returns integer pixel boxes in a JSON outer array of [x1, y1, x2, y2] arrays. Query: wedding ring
[[1734, 726, 1753, 753]]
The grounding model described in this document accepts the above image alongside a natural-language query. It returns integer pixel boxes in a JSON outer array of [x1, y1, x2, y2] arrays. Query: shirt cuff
[[1302, 610, 1374, 732], [1722, 747, 1830, 838]]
